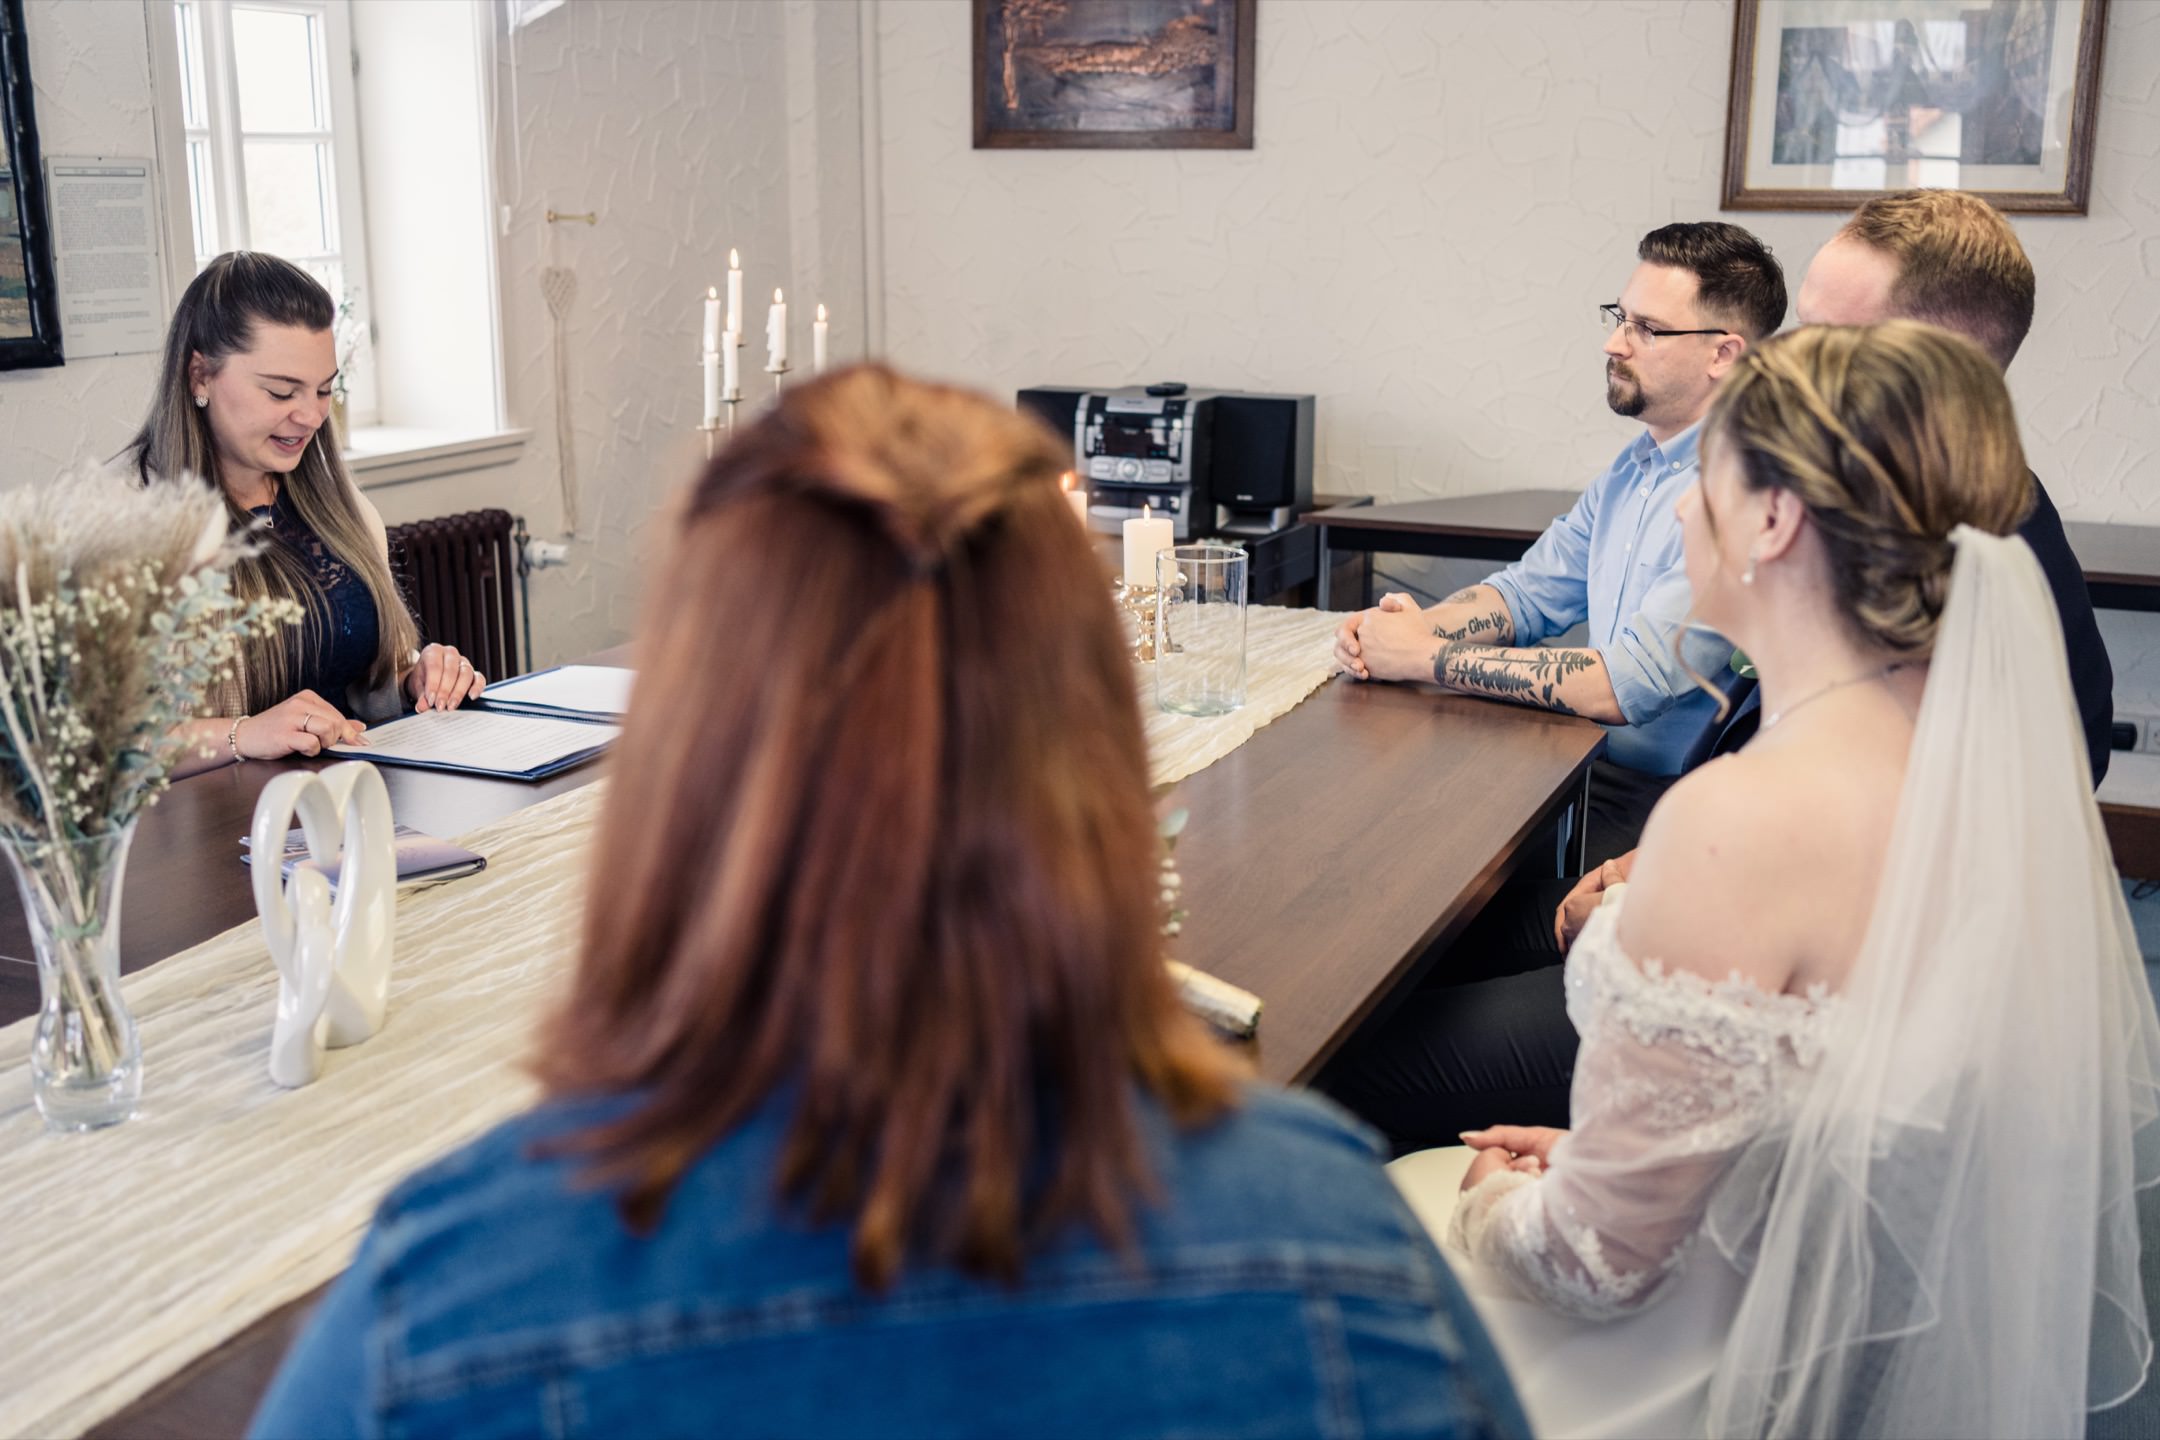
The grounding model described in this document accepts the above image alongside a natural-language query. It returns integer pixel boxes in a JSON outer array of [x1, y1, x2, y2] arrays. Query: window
[[168, 0, 377, 424]]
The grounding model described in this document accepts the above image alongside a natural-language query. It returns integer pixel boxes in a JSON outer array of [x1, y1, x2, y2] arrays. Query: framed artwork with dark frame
[[1722, 0, 2109, 214], [0, 0, 62, 368], [973, 0, 1255, 150]]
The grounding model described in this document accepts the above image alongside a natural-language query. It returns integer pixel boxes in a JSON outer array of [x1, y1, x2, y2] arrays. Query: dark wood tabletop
[[11, 650, 1601, 1437], [1296, 489, 2160, 614], [1301, 490, 1576, 543]]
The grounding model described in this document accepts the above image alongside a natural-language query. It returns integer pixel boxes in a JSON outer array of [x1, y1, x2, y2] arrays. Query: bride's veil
[[1703, 526, 2160, 1437]]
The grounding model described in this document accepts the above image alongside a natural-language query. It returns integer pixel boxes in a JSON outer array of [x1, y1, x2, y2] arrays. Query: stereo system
[[1016, 383, 1316, 541]]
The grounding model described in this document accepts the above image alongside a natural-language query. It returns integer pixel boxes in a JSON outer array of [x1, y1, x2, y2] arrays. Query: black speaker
[[1015, 386, 1089, 465], [1210, 392, 1314, 527]]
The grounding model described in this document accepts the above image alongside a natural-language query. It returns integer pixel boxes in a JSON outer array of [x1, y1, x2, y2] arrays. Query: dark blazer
[[1710, 475, 2113, 785]]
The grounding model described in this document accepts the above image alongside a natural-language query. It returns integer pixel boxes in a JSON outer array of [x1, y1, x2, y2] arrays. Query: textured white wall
[[0, 0, 166, 477], [874, 0, 2160, 523], [485, 0, 864, 664]]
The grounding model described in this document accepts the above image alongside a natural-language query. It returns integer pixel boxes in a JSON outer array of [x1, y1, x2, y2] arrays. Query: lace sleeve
[[1448, 929, 1827, 1321]]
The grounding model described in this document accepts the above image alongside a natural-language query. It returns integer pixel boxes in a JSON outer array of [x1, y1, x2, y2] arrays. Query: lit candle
[[1122, 501, 1173, 588], [813, 303, 829, 374], [701, 285, 721, 356], [766, 288, 788, 369], [722, 330, 741, 398], [1062, 472, 1089, 526], [702, 348, 721, 425], [726, 249, 743, 336]]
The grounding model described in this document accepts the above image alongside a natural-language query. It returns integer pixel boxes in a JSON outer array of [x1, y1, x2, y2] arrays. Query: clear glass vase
[[3, 823, 142, 1131]]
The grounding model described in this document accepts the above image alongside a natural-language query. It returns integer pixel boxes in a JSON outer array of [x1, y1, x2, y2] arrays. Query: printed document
[[330, 710, 618, 774]]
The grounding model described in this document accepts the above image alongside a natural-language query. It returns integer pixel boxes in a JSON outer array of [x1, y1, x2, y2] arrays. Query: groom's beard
[[1606, 360, 1648, 418]]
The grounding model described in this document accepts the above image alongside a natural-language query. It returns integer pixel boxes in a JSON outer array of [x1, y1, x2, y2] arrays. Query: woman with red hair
[[251, 366, 1525, 1439]]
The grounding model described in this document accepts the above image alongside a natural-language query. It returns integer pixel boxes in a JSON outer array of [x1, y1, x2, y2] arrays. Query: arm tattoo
[[1432, 608, 1511, 643], [1435, 644, 1598, 717], [1440, 587, 1483, 605]]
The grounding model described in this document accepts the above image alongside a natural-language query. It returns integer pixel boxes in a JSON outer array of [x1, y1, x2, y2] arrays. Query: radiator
[[384, 509, 523, 681]]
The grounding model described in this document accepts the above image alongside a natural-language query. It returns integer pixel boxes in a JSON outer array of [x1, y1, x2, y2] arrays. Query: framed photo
[[973, 0, 1255, 150], [1722, 0, 2109, 214]]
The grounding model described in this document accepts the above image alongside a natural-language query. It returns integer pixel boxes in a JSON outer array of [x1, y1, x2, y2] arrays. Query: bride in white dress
[[1392, 320, 2160, 1439]]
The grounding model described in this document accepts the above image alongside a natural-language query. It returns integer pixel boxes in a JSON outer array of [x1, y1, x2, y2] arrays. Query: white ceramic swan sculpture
[[250, 761, 397, 1087]]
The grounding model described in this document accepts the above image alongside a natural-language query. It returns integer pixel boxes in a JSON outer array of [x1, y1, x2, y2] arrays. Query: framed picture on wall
[[1722, 0, 2109, 214], [973, 0, 1255, 150], [0, 0, 63, 368]]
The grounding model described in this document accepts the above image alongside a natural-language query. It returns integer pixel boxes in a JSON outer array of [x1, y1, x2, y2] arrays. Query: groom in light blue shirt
[[1335, 221, 1786, 858]]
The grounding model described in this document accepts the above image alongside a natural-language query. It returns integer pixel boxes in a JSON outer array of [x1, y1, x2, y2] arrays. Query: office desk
[[1306, 491, 2160, 616], [1303, 490, 1571, 608], [3, 651, 1601, 1437], [2063, 520, 2160, 614]]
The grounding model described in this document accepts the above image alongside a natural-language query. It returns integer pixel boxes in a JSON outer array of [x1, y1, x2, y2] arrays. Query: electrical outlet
[[2118, 707, 2160, 754]]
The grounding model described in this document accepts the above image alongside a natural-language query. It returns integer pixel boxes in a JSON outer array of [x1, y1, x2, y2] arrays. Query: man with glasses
[[1333, 221, 1787, 861]]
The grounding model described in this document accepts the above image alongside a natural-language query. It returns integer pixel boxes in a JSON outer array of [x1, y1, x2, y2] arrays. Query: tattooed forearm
[[1434, 644, 1602, 717], [1440, 587, 1483, 605], [1433, 609, 1511, 643]]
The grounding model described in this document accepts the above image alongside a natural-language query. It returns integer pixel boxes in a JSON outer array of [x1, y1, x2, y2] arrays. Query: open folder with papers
[[329, 710, 619, 780], [475, 665, 635, 721]]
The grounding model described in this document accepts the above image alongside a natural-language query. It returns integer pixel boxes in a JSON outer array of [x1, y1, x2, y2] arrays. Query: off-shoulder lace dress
[[1449, 898, 1841, 1320], [1395, 896, 1844, 1438]]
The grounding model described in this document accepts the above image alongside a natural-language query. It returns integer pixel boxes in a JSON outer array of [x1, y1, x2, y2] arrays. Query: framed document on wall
[[1722, 0, 2109, 214], [973, 0, 1256, 150]]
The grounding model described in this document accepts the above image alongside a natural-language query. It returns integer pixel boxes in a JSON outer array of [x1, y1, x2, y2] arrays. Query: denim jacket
[[251, 1085, 1528, 1439]]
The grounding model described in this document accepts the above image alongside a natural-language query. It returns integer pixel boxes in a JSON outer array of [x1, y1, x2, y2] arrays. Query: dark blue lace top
[[252, 490, 380, 716]]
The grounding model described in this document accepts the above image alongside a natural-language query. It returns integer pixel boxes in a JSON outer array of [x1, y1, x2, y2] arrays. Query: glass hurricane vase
[[3, 823, 142, 1131]]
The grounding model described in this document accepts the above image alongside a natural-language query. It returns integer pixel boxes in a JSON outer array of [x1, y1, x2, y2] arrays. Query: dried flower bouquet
[[0, 465, 297, 1126]]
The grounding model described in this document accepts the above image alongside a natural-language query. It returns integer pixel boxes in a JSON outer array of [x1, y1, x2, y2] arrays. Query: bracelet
[[228, 714, 248, 763]]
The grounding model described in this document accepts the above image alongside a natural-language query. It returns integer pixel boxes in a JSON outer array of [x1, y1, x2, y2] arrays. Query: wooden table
[[3, 657, 1602, 1436], [1306, 490, 2160, 616], [1302, 490, 1572, 608], [2063, 519, 2160, 613]]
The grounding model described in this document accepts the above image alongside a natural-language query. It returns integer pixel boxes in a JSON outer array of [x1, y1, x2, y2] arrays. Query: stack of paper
[[476, 665, 635, 721]]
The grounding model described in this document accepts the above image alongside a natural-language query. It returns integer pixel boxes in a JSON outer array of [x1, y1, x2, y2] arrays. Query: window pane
[[187, 138, 219, 260], [174, 3, 209, 131], [231, 6, 323, 132], [243, 140, 332, 255]]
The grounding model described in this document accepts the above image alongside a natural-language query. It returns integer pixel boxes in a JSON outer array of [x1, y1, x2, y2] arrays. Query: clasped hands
[[1332, 593, 1439, 683], [1460, 1124, 1567, 1190], [234, 644, 486, 760]]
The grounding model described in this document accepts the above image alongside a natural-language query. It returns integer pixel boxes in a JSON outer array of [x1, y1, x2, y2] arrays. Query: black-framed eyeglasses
[[1600, 303, 1729, 348]]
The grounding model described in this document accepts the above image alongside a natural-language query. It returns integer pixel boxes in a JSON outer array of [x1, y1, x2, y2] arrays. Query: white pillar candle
[[813, 303, 829, 374], [702, 349, 722, 425], [726, 249, 744, 336], [701, 286, 721, 355], [1122, 503, 1173, 588], [767, 289, 788, 369], [723, 330, 741, 397], [1062, 472, 1088, 526]]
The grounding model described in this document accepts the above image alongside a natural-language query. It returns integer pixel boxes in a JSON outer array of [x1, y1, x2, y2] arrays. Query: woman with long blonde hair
[[136, 253, 483, 775]]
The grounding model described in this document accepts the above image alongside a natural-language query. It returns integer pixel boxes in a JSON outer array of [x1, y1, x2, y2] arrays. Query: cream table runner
[[0, 606, 1343, 1438]]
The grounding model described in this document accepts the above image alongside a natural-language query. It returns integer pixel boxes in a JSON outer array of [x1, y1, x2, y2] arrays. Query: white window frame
[[150, 0, 379, 426]]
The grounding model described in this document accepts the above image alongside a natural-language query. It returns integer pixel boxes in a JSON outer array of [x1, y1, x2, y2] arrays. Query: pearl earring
[[1741, 552, 1759, 586], [193, 394, 207, 409]]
